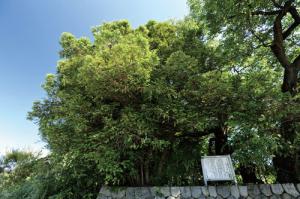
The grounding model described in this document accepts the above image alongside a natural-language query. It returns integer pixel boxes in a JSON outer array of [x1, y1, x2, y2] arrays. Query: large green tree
[[188, 0, 300, 182], [29, 20, 216, 189], [23, 18, 299, 198]]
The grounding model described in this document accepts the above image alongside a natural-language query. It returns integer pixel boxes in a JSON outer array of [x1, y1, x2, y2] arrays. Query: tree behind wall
[[188, 0, 300, 183]]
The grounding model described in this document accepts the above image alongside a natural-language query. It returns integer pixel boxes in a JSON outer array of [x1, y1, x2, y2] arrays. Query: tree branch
[[270, 1, 292, 68], [269, 0, 300, 93], [283, 6, 300, 39], [178, 128, 215, 138], [283, 21, 300, 39], [288, 5, 300, 22], [249, 28, 271, 47], [252, 10, 281, 16], [270, 0, 283, 8]]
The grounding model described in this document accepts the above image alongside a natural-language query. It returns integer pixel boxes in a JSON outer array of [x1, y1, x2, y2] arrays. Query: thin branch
[[247, 14, 272, 47], [252, 10, 281, 16], [177, 128, 216, 138], [270, 0, 283, 8], [249, 28, 271, 47]]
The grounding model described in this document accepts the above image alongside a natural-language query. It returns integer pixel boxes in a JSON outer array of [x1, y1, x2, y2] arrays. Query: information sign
[[201, 155, 236, 185]]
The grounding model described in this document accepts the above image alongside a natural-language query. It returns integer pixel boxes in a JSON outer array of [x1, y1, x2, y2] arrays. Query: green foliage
[[28, 19, 217, 188], [187, 0, 300, 92], [2, 16, 299, 198], [188, 0, 300, 182], [0, 151, 50, 199]]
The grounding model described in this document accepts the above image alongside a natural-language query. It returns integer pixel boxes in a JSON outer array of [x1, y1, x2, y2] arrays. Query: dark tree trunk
[[140, 161, 144, 185], [144, 160, 150, 185], [213, 126, 231, 155], [273, 155, 298, 182], [239, 165, 262, 184], [273, 116, 299, 183], [266, 1, 300, 182], [157, 150, 169, 177], [211, 126, 261, 183], [251, 1, 300, 94], [208, 126, 229, 155], [268, 1, 300, 94]]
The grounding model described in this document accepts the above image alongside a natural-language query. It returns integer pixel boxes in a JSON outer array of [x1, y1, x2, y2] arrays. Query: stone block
[[247, 185, 260, 197], [230, 185, 240, 199], [227, 196, 236, 199], [208, 186, 217, 197], [191, 186, 202, 198], [269, 195, 280, 199], [160, 186, 171, 197], [149, 187, 158, 196], [100, 186, 112, 197], [180, 186, 191, 198], [259, 184, 272, 197], [135, 187, 153, 199], [170, 187, 181, 197], [271, 184, 284, 195], [297, 184, 300, 193], [145, 197, 155, 199], [111, 188, 126, 198], [239, 186, 248, 197], [151, 187, 167, 197], [254, 195, 267, 199], [282, 193, 292, 199], [216, 186, 230, 198], [201, 186, 209, 197], [282, 183, 299, 197], [125, 187, 136, 199]]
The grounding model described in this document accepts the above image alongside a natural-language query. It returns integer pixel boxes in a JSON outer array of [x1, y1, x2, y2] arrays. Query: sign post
[[201, 155, 237, 186]]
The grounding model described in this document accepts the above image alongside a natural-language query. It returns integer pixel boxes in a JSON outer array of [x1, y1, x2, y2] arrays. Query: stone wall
[[97, 184, 300, 199]]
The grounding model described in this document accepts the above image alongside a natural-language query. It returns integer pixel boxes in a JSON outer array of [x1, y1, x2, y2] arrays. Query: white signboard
[[201, 155, 236, 185]]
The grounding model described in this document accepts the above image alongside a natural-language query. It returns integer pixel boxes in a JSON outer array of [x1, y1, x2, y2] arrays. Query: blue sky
[[0, 0, 188, 154]]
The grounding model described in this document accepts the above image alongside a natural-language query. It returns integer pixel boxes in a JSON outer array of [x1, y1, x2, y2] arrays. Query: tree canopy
[[188, 0, 300, 94], [188, 0, 300, 182], [0, 3, 300, 198]]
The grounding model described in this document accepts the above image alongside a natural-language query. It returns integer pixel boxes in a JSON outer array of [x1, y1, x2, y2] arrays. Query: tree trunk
[[273, 155, 298, 182], [144, 160, 150, 185], [157, 150, 169, 177], [213, 126, 231, 155], [239, 164, 262, 184], [211, 126, 261, 183], [273, 116, 299, 182], [140, 161, 144, 185]]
